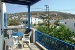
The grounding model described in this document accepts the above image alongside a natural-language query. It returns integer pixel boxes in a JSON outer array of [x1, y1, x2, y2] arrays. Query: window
[[65, 22, 66, 24], [74, 23, 75, 27]]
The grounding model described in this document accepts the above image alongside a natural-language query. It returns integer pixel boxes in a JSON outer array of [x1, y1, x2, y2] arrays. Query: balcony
[[4, 26, 43, 50], [3, 26, 75, 50]]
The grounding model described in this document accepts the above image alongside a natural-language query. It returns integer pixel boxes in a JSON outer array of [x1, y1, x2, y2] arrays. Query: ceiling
[[1, 0, 40, 5]]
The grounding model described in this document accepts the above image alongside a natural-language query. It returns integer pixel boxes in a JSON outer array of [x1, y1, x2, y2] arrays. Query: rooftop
[[1, 0, 40, 5]]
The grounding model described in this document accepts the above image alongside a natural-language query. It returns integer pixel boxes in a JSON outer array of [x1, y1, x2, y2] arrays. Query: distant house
[[8, 15, 19, 20], [59, 20, 75, 32], [20, 17, 43, 25], [11, 16, 18, 19], [30, 17, 43, 24], [50, 20, 75, 32]]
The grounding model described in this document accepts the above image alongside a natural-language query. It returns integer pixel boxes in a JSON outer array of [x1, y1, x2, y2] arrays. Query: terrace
[[3, 26, 75, 50], [3, 26, 46, 50]]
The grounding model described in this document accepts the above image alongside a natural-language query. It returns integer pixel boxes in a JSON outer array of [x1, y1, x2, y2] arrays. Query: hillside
[[7, 11, 75, 20]]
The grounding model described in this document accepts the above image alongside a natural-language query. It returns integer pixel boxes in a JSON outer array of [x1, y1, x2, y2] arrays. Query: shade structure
[[1, 0, 41, 31], [0, 0, 41, 50], [1, 0, 40, 5]]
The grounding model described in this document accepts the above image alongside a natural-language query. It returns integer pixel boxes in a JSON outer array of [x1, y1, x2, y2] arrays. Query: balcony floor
[[13, 41, 40, 50]]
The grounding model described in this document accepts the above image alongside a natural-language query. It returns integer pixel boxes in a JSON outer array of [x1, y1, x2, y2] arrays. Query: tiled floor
[[13, 43, 30, 50], [13, 41, 40, 50]]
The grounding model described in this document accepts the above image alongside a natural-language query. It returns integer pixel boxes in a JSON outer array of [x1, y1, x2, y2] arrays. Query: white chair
[[12, 36, 19, 45], [7, 30, 18, 46], [4, 37, 14, 50], [22, 30, 32, 47], [7, 30, 14, 38]]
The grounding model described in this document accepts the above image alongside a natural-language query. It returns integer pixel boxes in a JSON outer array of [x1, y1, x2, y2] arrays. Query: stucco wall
[[60, 20, 75, 32]]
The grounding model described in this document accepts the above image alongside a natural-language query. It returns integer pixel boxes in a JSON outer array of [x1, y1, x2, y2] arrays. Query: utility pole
[[45, 5, 48, 14], [48, 6, 49, 27], [45, 5, 49, 27]]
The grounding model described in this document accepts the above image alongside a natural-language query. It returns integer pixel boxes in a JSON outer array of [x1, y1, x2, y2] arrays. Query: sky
[[6, 0, 75, 14]]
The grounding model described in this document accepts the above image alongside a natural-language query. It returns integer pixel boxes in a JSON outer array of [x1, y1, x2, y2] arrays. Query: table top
[[12, 32, 22, 37], [12, 36, 18, 38]]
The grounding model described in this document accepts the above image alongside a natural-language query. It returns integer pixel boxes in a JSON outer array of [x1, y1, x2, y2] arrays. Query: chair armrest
[[24, 34, 29, 36], [23, 34, 30, 38], [24, 34, 28, 35]]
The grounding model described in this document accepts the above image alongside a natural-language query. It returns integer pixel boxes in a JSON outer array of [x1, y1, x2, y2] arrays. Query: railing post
[[32, 28, 36, 43], [35, 30, 38, 42], [35, 30, 39, 42]]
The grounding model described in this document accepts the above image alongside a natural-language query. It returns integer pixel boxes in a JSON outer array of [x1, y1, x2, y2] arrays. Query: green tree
[[37, 24, 75, 45], [8, 19, 19, 26]]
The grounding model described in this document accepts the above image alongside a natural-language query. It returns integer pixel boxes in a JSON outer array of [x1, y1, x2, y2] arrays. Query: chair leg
[[22, 42, 23, 48], [5, 45, 6, 50], [8, 46, 11, 49], [11, 46, 13, 50], [29, 41, 30, 46]]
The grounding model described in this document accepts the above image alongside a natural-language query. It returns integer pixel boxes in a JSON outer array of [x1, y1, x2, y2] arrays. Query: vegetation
[[8, 19, 19, 26], [37, 24, 75, 45], [54, 20, 59, 25]]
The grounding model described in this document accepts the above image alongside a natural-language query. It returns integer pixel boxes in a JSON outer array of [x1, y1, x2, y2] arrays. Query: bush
[[54, 20, 59, 25], [37, 25, 75, 45], [8, 19, 19, 26], [38, 22, 44, 26]]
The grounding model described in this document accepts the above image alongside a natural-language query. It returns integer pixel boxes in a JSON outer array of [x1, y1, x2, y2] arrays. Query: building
[[20, 17, 43, 25], [30, 17, 43, 25], [59, 20, 75, 32]]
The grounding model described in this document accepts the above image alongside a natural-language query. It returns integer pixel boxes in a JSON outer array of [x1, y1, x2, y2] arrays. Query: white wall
[[20, 17, 43, 25], [59, 20, 75, 32], [30, 17, 43, 24], [0, 2, 4, 50], [50, 20, 75, 32]]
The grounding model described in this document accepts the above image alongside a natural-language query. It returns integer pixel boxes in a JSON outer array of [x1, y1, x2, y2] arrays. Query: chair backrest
[[24, 28, 31, 34], [29, 30, 32, 38], [7, 30, 13, 35], [23, 30, 32, 37], [7, 30, 13, 38], [28, 30, 32, 38]]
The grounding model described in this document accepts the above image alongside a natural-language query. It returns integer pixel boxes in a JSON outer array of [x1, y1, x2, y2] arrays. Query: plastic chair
[[22, 30, 32, 47], [7, 30, 18, 46], [7, 30, 14, 38], [4, 37, 14, 50], [12, 32, 23, 44]]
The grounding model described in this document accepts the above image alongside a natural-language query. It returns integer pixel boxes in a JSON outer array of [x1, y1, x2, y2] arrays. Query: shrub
[[37, 25, 75, 45], [8, 19, 19, 26]]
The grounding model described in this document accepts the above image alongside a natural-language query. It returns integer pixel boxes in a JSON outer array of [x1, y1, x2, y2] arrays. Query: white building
[[20, 17, 43, 25], [50, 20, 75, 32], [59, 20, 75, 32], [30, 17, 43, 24]]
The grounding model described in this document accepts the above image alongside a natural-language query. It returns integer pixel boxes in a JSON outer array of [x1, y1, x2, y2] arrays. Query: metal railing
[[35, 31, 75, 50]]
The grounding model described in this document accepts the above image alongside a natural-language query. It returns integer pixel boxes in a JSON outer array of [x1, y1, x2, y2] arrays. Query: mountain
[[7, 11, 75, 20]]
